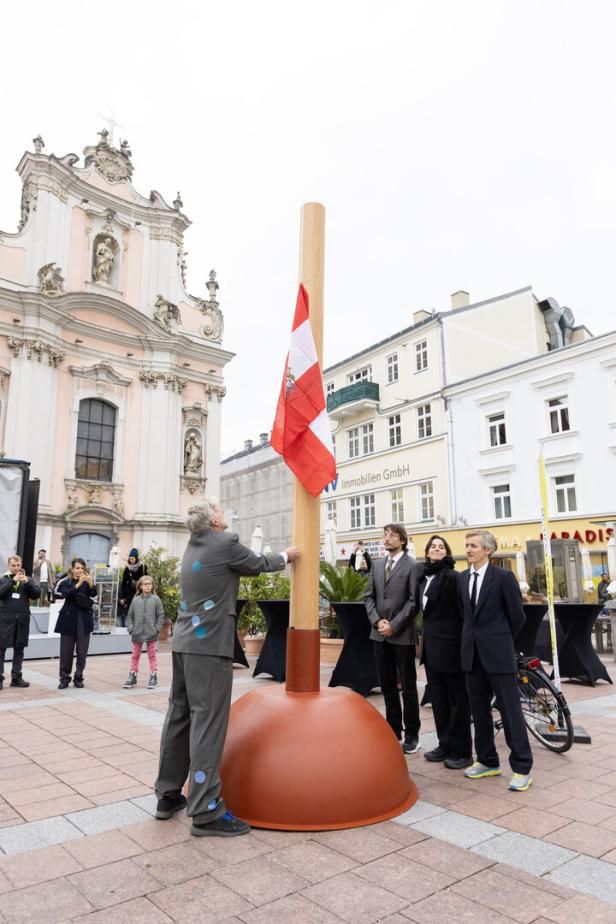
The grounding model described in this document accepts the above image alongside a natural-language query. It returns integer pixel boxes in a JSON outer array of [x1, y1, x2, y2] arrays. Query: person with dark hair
[[349, 541, 372, 574], [413, 535, 472, 769], [364, 523, 420, 754], [0, 555, 40, 689], [54, 558, 97, 689], [33, 549, 53, 606], [598, 573, 610, 611], [118, 549, 147, 628]]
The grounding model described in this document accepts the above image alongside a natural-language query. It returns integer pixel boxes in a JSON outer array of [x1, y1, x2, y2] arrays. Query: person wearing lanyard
[[0, 555, 41, 688]]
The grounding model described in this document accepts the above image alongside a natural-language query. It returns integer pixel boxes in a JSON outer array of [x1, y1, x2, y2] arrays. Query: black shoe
[[10, 677, 29, 688], [58, 679, 70, 689], [424, 746, 448, 762], [73, 679, 84, 688], [444, 756, 474, 770], [191, 810, 250, 838], [402, 737, 421, 754], [155, 793, 187, 820], [0, 679, 3, 690]]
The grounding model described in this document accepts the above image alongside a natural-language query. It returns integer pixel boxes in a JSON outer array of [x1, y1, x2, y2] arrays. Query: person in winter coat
[[117, 549, 147, 627], [123, 575, 165, 689], [0, 555, 40, 688], [54, 558, 97, 689]]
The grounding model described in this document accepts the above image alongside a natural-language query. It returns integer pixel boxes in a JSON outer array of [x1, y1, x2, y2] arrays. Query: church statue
[[184, 432, 203, 474], [154, 295, 182, 332], [38, 263, 65, 297], [93, 236, 115, 284]]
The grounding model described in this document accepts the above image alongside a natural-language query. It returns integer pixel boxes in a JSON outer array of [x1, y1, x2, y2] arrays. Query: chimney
[[450, 290, 470, 310], [244, 439, 253, 451], [259, 432, 268, 445], [413, 309, 431, 324]]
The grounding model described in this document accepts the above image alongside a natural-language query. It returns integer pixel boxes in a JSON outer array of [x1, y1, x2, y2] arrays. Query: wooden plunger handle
[[290, 202, 326, 631]]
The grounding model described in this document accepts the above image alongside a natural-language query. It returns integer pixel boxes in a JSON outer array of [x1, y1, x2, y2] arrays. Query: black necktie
[[470, 571, 478, 613]]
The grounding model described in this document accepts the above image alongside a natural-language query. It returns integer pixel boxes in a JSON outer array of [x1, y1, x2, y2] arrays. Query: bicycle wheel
[[518, 668, 574, 753]]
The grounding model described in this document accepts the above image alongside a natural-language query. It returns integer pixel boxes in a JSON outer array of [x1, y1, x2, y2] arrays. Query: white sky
[[1, 1, 615, 456]]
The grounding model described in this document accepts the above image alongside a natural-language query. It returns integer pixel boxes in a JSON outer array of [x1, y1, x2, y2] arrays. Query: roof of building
[[221, 440, 272, 465]]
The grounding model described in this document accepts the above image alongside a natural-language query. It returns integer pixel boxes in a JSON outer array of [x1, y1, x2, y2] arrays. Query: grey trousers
[[60, 618, 90, 681], [156, 652, 232, 823]]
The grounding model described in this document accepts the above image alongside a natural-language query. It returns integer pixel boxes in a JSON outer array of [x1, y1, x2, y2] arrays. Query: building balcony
[[327, 381, 380, 419]]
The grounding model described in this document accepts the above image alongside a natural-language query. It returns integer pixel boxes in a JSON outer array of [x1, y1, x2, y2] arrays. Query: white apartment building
[[320, 287, 590, 559]]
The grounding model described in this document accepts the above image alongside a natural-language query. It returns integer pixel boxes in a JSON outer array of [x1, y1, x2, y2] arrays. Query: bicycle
[[493, 654, 574, 754]]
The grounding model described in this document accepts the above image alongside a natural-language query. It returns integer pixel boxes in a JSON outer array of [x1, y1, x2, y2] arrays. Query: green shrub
[[142, 544, 181, 622], [238, 571, 290, 635]]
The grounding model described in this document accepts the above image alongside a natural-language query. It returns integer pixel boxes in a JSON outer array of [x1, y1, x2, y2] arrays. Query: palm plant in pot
[[318, 563, 369, 666]]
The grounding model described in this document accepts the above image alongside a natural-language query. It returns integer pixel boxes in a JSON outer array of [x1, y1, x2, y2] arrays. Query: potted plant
[[142, 543, 180, 641], [318, 563, 369, 665], [238, 572, 290, 657]]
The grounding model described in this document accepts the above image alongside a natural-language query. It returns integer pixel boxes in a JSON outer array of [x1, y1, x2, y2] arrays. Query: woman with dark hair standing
[[415, 535, 472, 770], [54, 558, 97, 689], [118, 549, 147, 627]]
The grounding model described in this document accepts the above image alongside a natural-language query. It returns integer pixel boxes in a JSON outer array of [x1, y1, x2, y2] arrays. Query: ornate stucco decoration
[[111, 486, 125, 516], [153, 296, 182, 333], [177, 244, 188, 288], [8, 337, 65, 367], [139, 370, 187, 393], [205, 384, 226, 403], [64, 479, 125, 516], [38, 263, 65, 297], [32, 135, 45, 154], [92, 234, 118, 285], [181, 475, 206, 496], [182, 403, 207, 427], [83, 128, 134, 182], [198, 270, 224, 343], [69, 362, 132, 387], [18, 180, 37, 231]]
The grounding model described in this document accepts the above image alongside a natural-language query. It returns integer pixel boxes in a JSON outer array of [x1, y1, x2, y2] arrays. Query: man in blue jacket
[[0, 555, 40, 688], [459, 530, 533, 792]]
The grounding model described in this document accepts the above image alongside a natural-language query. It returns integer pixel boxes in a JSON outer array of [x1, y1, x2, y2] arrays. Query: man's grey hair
[[186, 496, 220, 534], [465, 529, 497, 554]]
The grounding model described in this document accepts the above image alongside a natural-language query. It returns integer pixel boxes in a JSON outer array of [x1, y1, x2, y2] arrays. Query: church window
[[75, 399, 117, 482]]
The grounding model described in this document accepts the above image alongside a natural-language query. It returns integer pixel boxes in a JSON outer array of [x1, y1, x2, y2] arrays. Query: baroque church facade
[[0, 130, 232, 567]]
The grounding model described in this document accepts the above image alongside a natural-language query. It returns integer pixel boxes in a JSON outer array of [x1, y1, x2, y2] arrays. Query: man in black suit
[[459, 530, 533, 791], [365, 524, 420, 754]]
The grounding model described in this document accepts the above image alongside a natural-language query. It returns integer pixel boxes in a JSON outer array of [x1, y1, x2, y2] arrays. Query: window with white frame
[[347, 427, 360, 459], [492, 483, 512, 519], [420, 482, 434, 520], [362, 422, 374, 455], [417, 403, 432, 439], [390, 488, 404, 522], [548, 396, 570, 434], [388, 414, 402, 447], [348, 366, 371, 383], [554, 474, 577, 513], [325, 382, 335, 396], [415, 339, 428, 372], [350, 496, 361, 529], [488, 412, 507, 447], [387, 353, 399, 384], [326, 500, 337, 525], [363, 493, 376, 527]]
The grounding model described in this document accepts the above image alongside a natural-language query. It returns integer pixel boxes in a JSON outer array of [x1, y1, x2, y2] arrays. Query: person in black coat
[[117, 549, 147, 627], [0, 554, 40, 689], [54, 558, 97, 690], [413, 535, 472, 769], [459, 529, 533, 792], [349, 541, 372, 574]]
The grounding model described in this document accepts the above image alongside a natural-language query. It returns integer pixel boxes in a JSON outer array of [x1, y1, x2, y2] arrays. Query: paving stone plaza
[[0, 648, 615, 922]]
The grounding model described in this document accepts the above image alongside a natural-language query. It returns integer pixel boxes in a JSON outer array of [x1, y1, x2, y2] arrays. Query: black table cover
[[252, 600, 289, 682], [515, 605, 548, 657], [328, 601, 379, 697]]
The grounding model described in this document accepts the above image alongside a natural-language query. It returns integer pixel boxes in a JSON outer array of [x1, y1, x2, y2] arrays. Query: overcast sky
[[1, 1, 614, 456]]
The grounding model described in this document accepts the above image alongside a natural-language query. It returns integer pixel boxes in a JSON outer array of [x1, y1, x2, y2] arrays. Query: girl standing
[[123, 575, 165, 689], [55, 558, 97, 689]]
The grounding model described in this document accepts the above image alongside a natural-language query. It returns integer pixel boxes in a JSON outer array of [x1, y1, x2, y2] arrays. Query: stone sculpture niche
[[184, 429, 203, 475], [92, 233, 118, 286]]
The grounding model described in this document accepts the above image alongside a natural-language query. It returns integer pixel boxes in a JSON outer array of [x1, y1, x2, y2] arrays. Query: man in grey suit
[[364, 524, 420, 754], [155, 497, 300, 837]]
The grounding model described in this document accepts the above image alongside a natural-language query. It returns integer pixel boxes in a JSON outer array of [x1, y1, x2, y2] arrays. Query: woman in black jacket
[[415, 535, 472, 770], [117, 549, 147, 627], [54, 558, 97, 689]]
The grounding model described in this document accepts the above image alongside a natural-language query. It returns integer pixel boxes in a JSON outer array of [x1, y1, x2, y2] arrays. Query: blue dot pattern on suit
[[203, 600, 215, 610], [191, 615, 200, 626], [207, 799, 217, 811], [192, 560, 202, 572], [194, 770, 206, 784], [195, 626, 207, 638], [180, 601, 188, 611]]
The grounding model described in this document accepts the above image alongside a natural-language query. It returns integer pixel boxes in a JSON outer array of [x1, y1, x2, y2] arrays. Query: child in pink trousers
[[123, 575, 165, 689]]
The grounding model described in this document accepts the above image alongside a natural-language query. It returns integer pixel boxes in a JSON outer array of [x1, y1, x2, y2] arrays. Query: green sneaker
[[464, 761, 501, 780], [508, 772, 533, 791]]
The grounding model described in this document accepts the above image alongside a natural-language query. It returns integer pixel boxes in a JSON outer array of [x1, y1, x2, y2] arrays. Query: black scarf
[[422, 556, 455, 576]]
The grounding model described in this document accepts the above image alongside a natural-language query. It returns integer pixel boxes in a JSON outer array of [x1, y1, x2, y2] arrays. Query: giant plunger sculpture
[[220, 203, 417, 829]]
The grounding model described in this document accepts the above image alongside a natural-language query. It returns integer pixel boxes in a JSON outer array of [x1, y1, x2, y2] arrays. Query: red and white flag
[[271, 285, 335, 497]]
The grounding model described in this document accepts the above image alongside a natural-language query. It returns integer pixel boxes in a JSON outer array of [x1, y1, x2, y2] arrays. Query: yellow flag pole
[[539, 453, 561, 691]]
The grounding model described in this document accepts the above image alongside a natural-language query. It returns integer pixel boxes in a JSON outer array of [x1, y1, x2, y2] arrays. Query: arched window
[[75, 399, 116, 482]]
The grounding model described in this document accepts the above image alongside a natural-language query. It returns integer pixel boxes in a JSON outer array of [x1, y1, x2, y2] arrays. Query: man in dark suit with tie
[[459, 529, 533, 791], [364, 524, 420, 754]]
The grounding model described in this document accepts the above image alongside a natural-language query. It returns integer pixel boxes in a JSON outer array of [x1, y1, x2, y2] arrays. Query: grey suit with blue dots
[[155, 528, 286, 822]]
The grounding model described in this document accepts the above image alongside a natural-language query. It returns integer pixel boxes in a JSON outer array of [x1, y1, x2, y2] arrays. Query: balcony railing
[[327, 381, 380, 415]]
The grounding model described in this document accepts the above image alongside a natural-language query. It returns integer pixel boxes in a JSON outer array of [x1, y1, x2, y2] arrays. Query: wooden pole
[[290, 202, 325, 632]]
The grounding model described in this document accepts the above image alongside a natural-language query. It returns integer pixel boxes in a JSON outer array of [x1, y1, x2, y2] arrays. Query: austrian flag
[[271, 285, 336, 497]]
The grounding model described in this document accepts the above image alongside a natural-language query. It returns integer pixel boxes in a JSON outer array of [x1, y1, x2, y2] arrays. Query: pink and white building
[[0, 131, 233, 567]]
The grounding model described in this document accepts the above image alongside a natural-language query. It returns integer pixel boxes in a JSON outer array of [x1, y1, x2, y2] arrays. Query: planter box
[[244, 635, 265, 657], [320, 637, 344, 665]]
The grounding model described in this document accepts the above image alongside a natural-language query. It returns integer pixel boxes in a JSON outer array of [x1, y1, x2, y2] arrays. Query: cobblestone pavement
[[0, 645, 615, 922]]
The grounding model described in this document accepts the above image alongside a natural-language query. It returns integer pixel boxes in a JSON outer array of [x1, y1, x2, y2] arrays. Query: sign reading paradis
[[499, 527, 614, 549]]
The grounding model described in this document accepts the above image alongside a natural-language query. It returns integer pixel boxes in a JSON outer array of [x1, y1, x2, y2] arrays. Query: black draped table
[[328, 601, 379, 697], [253, 600, 289, 682], [536, 603, 612, 686], [233, 600, 250, 668], [515, 604, 548, 657]]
